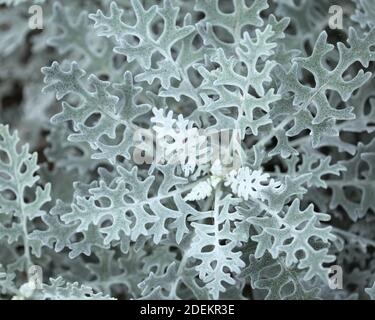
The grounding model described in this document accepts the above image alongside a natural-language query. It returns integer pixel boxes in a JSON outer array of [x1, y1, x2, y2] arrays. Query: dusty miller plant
[[1, 0, 375, 300]]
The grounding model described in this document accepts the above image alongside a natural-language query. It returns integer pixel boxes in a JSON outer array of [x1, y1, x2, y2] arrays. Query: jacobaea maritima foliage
[[1, 0, 375, 300]]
